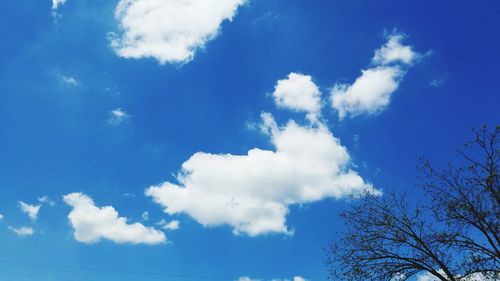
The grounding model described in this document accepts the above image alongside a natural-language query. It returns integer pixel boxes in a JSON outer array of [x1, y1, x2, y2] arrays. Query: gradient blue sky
[[0, 1, 499, 280]]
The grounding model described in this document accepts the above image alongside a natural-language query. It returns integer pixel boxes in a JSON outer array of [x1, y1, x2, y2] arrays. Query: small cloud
[[38, 196, 56, 206], [9, 226, 35, 237], [429, 78, 444, 87], [141, 211, 149, 221], [331, 32, 423, 119], [19, 201, 41, 220], [63, 192, 166, 245], [272, 72, 322, 122], [108, 108, 130, 125], [237, 277, 261, 281], [252, 11, 280, 26], [0, 213, 4, 221], [352, 134, 360, 147], [52, 0, 67, 10], [61, 75, 79, 87], [372, 33, 420, 65], [157, 219, 180, 231]]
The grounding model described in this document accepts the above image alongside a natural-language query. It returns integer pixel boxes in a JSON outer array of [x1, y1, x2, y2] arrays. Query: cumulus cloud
[[0, 213, 3, 220], [9, 226, 34, 237], [331, 33, 420, 119], [63, 192, 166, 245], [108, 108, 130, 125], [372, 34, 419, 65], [19, 201, 41, 220], [110, 0, 247, 64], [146, 107, 375, 236], [331, 66, 404, 119], [273, 73, 322, 122]]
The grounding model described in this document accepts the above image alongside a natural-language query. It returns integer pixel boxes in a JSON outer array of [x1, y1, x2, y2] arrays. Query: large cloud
[[63, 193, 166, 245], [110, 0, 247, 64], [146, 109, 376, 236], [331, 33, 420, 119]]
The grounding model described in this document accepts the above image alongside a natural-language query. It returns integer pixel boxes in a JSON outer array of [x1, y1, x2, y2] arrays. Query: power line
[[0, 259, 235, 281]]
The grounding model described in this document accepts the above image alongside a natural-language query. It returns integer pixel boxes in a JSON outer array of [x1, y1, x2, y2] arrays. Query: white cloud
[[158, 219, 180, 231], [331, 66, 404, 119], [417, 272, 438, 281], [238, 277, 260, 281], [146, 110, 376, 236], [19, 201, 41, 220], [63, 192, 166, 245], [293, 277, 307, 281], [52, 0, 67, 10], [0, 213, 3, 220], [273, 73, 322, 122], [372, 34, 419, 65], [108, 108, 130, 125], [110, 0, 247, 64], [9, 226, 34, 237], [141, 211, 149, 221], [61, 75, 79, 86], [331, 33, 420, 119], [38, 195, 55, 206], [429, 78, 445, 87], [417, 271, 496, 281]]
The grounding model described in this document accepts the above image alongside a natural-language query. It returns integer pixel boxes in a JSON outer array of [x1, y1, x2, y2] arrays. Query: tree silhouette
[[326, 126, 499, 281]]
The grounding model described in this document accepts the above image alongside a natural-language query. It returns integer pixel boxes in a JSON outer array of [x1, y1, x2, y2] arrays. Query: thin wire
[[0, 259, 235, 280]]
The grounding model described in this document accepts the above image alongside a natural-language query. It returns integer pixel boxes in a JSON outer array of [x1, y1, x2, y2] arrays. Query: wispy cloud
[[9, 226, 35, 237], [19, 201, 41, 220], [38, 195, 56, 206], [108, 108, 130, 125], [157, 219, 180, 231], [141, 211, 149, 221], [61, 75, 79, 87]]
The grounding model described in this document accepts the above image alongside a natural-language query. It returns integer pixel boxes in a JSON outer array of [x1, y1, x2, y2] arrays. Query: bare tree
[[326, 126, 499, 281]]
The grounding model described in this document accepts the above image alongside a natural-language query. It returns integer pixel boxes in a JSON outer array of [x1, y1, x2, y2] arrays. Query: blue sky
[[0, 0, 499, 280]]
